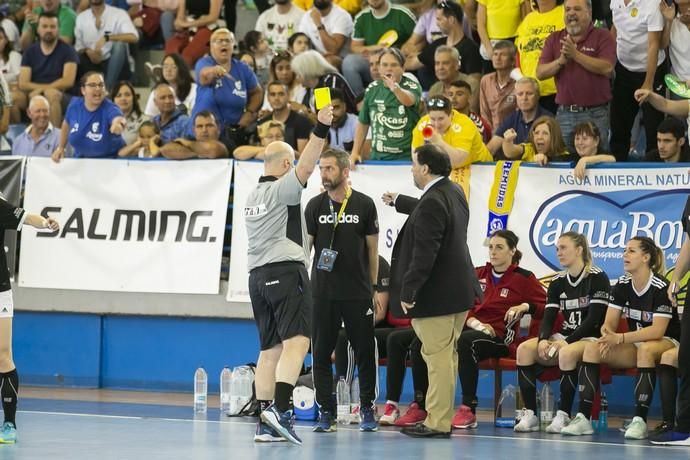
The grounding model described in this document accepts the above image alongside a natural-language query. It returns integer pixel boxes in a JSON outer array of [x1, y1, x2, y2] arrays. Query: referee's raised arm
[[295, 105, 334, 186]]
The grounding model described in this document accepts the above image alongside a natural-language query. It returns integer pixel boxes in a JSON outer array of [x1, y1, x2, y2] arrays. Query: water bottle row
[[336, 376, 361, 424], [194, 366, 254, 415], [496, 383, 608, 432]]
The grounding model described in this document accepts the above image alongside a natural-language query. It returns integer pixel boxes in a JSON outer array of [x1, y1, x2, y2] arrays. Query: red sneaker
[[394, 402, 427, 426], [452, 405, 477, 429], [379, 403, 400, 425]]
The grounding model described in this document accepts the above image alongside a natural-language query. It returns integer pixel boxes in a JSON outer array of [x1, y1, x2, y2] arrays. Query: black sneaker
[[649, 421, 674, 438]]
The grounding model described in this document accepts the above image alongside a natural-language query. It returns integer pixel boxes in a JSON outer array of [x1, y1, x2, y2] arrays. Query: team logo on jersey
[[232, 80, 247, 98], [479, 278, 487, 292], [642, 311, 653, 323], [529, 189, 686, 279], [500, 288, 509, 298], [70, 123, 79, 134], [85, 122, 102, 142]]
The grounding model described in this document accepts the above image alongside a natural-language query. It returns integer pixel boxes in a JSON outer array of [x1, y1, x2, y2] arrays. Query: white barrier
[[227, 162, 421, 302], [19, 158, 233, 294], [229, 162, 690, 302]]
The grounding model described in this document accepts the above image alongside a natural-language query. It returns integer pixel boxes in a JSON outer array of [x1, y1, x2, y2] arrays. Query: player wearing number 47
[[514, 231, 610, 433], [386, 144, 481, 438]]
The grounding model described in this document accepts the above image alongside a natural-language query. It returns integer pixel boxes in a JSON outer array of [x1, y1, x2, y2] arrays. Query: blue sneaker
[[650, 430, 690, 446], [0, 422, 16, 444], [313, 410, 337, 433], [254, 421, 287, 442], [260, 404, 302, 445], [360, 405, 378, 432]]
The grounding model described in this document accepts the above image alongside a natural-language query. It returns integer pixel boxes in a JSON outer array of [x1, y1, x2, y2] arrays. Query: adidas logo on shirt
[[318, 214, 360, 224]]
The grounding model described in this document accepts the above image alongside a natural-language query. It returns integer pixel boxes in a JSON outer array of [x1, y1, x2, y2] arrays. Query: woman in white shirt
[[144, 53, 197, 117], [0, 27, 21, 124]]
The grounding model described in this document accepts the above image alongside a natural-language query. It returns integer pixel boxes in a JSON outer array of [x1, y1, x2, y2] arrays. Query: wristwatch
[[317, 24, 325, 31]]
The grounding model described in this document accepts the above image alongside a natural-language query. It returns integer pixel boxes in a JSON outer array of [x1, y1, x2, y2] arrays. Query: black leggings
[[335, 326, 428, 403], [676, 305, 690, 432], [457, 329, 509, 410], [312, 298, 376, 412]]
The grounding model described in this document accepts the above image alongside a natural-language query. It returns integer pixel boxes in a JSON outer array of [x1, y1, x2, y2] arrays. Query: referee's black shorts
[[249, 261, 312, 350]]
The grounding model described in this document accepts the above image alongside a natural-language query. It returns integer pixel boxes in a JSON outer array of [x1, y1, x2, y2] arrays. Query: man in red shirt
[[537, 0, 616, 153]]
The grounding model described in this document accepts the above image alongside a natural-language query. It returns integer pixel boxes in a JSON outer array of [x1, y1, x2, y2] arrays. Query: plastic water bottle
[[350, 376, 360, 424], [220, 367, 232, 415], [229, 366, 253, 415], [540, 383, 554, 431], [336, 377, 351, 424], [599, 392, 608, 433], [194, 367, 208, 413], [496, 384, 517, 427]]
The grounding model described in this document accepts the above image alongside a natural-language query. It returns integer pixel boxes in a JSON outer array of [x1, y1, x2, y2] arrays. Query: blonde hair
[[258, 120, 286, 139], [559, 231, 593, 274], [290, 50, 338, 81]]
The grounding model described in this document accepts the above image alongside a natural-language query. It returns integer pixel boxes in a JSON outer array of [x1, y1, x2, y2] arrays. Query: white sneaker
[[561, 413, 594, 436], [546, 410, 571, 433], [514, 409, 539, 432], [624, 416, 648, 440]]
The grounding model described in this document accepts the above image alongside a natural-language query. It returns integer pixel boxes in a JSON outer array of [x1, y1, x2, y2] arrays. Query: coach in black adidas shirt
[[305, 147, 379, 433]]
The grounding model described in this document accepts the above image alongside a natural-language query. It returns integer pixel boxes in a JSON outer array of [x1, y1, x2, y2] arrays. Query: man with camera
[[305, 147, 380, 433]]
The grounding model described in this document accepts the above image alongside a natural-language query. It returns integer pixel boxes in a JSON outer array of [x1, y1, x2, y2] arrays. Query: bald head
[[29, 95, 50, 111], [264, 141, 295, 176], [28, 95, 51, 132]]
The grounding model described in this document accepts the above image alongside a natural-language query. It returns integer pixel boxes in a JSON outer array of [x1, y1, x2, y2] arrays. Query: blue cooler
[[293, 386, 319, 421]]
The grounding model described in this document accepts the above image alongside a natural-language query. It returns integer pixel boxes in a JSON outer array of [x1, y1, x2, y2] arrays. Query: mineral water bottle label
[[337, 404, 350, 422]]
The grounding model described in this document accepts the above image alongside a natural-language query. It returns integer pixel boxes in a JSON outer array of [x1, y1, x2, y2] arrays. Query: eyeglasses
[[427, 98, 450, 110], [84, 82, 105, 89], [212, 38, 233, 45]]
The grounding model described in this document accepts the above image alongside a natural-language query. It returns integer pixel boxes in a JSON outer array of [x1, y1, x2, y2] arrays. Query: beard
[[322, 175, 344, 191], [40, 33, 57, 44], [313, 0, 331, 10]]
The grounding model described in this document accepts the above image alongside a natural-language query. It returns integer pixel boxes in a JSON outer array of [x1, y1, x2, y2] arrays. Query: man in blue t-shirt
[[51, 71, 126, 160], [15, 13, 78, 127]]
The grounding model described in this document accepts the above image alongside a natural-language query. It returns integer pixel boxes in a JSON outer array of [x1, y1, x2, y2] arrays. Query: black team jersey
[[0, 197, 25, 292], [610, 273, 681, 341], [539, 266, 610, 342]]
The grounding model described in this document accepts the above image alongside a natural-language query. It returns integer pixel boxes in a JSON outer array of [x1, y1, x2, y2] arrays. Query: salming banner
[[19, 158, 233, 293]]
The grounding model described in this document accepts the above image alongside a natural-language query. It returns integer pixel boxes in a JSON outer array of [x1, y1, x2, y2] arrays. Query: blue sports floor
[[2, 397, 690, 460]]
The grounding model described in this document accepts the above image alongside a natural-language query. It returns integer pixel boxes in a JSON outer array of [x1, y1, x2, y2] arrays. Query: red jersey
[[469, 263, 547, 355]]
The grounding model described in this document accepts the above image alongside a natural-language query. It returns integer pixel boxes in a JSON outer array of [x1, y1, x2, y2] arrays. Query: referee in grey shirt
[[245, 105, 333, 445]]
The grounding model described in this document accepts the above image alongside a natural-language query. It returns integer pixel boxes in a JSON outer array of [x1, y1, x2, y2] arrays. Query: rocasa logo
[[318, 214, 360, 224], [529, 190, 689, 278]]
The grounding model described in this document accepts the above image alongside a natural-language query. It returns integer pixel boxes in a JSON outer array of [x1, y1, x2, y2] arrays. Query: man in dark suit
[[384, 143, 481, 438]]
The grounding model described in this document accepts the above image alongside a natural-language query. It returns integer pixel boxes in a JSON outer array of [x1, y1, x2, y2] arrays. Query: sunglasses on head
[[427, 98, 450, 110], [439, 1, 462, 18]]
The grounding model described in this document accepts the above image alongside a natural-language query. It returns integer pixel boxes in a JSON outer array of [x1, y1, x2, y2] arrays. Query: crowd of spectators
[[0, 0, 686, 171]]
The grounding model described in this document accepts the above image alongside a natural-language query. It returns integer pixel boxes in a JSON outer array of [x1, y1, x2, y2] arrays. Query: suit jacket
[[389, 177, 482, 319]]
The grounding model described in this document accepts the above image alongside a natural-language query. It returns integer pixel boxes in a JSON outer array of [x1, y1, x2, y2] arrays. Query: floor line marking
[[18, 410, 688, 451]]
